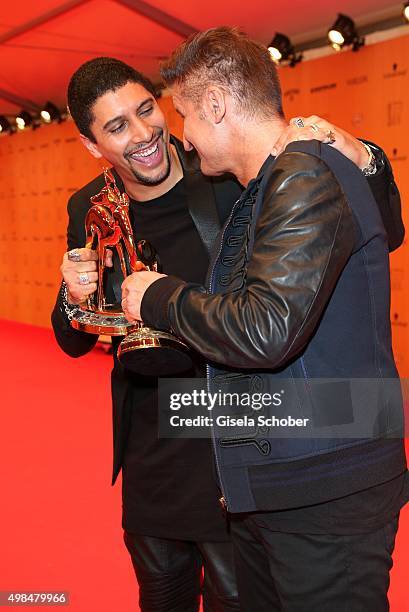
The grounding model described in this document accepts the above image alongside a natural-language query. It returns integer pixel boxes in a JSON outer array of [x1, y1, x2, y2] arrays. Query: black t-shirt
[[122, 177, 229, 541]]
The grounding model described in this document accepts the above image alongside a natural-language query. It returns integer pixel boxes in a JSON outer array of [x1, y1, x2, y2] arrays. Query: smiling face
[[83, 81, 171, 186]]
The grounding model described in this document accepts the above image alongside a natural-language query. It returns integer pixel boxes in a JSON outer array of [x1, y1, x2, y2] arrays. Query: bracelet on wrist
[[60, 281, 80, 321], [361, 143, 377, 176]]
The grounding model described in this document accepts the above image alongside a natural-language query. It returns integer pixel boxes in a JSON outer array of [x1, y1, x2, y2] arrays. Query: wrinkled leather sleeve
[[152, 152, 357, 369], [51, 195, 98, 358]]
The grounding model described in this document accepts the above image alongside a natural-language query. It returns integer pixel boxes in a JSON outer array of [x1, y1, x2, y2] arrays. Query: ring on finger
[[324, 130, 336, 145], [310, 123, 320, 133], [68, 248, 81, 262], [292, 117, 305, 128], [78, 272, 90, 285]]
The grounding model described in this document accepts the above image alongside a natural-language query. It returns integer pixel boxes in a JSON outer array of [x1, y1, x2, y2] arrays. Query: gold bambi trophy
[[70, 168, 193, 376]]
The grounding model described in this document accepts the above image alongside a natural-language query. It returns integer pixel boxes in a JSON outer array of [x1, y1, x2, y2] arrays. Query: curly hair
[[67, 57, 157, 142]]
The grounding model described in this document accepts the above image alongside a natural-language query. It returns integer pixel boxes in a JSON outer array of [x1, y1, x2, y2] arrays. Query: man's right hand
[[60, 248, 113, 305]]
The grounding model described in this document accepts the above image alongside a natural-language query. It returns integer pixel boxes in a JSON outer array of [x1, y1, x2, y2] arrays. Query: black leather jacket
[[142, 141, 405, 512], [143, 147, 356, 365]]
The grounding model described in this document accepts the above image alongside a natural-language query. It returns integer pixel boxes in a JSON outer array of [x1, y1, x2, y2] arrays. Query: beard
[[129, 145, 171, 186], [125, 128, 171, 186]]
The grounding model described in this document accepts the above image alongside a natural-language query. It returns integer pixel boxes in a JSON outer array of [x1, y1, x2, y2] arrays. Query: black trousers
[[123, 531, 240, 612], [230, 513, 399, 612]]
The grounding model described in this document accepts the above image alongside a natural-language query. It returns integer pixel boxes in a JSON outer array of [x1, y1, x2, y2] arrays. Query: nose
[[183, 132, 193, 151], [130, 117, 154, 144]]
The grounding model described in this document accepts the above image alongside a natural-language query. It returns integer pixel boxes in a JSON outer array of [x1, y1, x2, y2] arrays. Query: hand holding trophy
[[69, 168, 192, 376]]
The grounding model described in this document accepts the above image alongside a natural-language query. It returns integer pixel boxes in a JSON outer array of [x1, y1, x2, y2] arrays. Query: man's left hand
[[121, 271, 167, 322], [272, 115, 370, 170]]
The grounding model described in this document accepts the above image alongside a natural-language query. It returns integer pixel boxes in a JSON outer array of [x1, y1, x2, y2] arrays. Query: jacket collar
[[170, 135, 221, 256]]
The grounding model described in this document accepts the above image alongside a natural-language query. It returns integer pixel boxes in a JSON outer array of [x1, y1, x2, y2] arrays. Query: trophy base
[[118, 328, 193, 376], [71, 305, 134, 336]]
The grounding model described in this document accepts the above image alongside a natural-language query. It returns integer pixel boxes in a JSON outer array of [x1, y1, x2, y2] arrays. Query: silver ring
[[78, 272, 89, 285], [325, 130, 336, 145], [68, 248, 81, 262], [310, 123, 320, 132], [292, 117, 305, 128]]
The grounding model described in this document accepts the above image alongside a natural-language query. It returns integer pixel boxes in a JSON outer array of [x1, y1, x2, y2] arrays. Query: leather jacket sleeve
[[51, 195, 98, 358], [142, 152, 357, 369], [362, 141, 404, 252]]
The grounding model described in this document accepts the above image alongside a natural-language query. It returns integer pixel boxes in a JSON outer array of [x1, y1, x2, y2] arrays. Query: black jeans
[[230, 513, 399, 612], [124, 531, 240, 612]]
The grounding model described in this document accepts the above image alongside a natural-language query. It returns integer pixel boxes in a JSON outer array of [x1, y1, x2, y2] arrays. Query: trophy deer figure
[[71, 167, 190, 376], [85, 168, 140, 311]]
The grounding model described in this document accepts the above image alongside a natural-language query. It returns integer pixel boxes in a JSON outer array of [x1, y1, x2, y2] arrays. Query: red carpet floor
[[0, 319, 408, 611]]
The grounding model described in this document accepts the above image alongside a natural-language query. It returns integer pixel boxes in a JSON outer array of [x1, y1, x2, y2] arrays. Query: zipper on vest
[[205, 199, 243, 514], [207, 362, 230, 512]]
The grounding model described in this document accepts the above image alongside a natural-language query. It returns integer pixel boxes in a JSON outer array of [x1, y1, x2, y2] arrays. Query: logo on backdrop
[[346, 75, 368, 86], [383, 63, 407, 79], [391, 147, 407, 162], [310, 82, 337, 94]]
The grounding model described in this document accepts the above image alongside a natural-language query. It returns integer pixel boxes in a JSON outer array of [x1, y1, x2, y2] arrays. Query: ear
[[203, 86, 226, 125], [79, 133, 103, 159]]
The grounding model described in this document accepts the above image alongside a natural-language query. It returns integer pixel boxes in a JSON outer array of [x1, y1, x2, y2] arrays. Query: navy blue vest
[[207, 141, 404, 513]]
